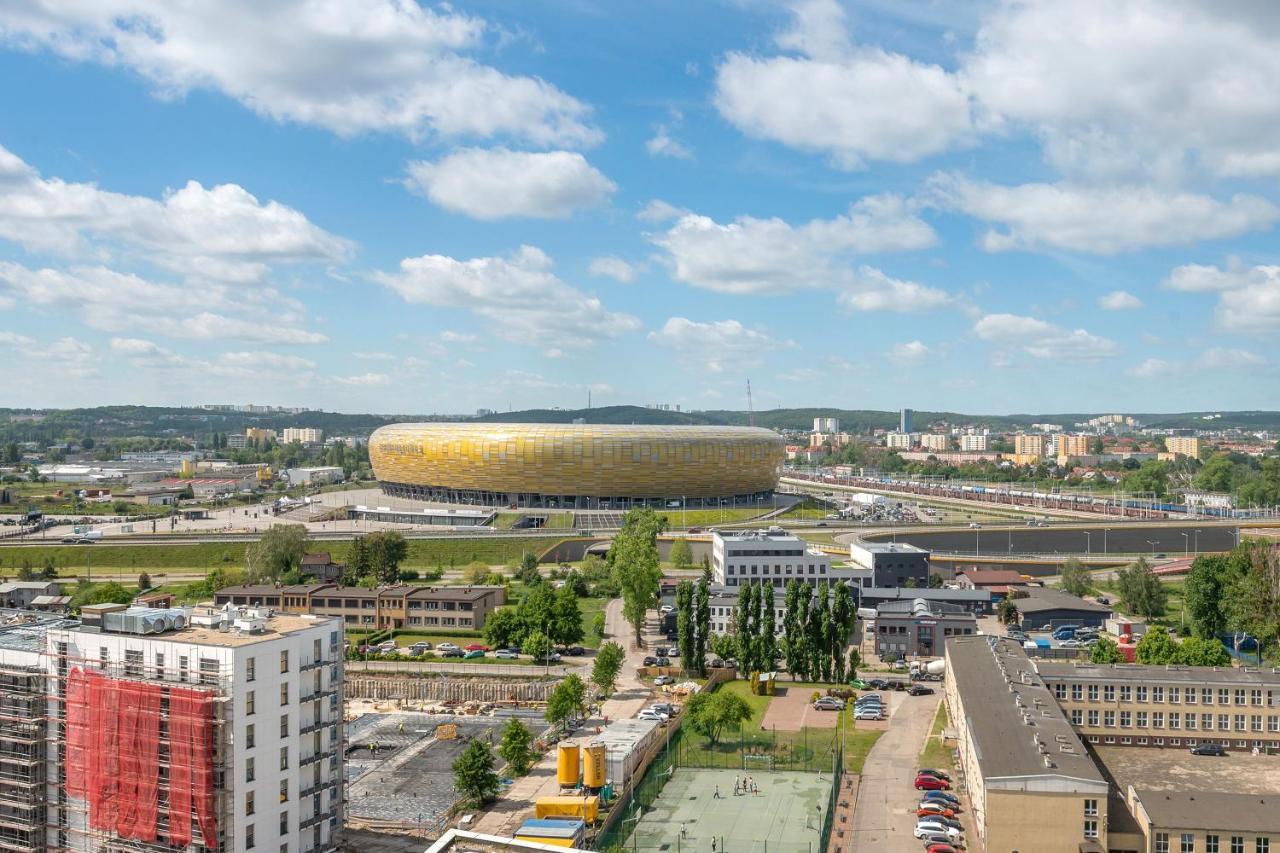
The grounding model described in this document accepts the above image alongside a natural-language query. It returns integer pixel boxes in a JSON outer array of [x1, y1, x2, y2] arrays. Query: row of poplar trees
[[776, 579, 856, 681], [674, 578, 711, 677]]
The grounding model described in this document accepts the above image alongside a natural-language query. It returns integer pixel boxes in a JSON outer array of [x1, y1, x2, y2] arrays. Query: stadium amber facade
[[368, 423, 785, 508]]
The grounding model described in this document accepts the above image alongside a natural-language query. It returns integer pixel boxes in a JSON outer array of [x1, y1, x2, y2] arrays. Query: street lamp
[[1146, 540, 1157, 556], [1103, 528, 1110, 554], [1194, 529, 1201, 554], [1084, 531, 1091, 557], [1181, 532, 1189, 557]]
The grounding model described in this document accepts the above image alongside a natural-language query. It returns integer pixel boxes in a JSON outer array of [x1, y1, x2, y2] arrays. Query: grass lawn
[[657, 507, 772, 528], [493, 511, 575, 530], [846, 729, 885, 774], [578, 597, 607, 648], [917, 701, 954, 770]]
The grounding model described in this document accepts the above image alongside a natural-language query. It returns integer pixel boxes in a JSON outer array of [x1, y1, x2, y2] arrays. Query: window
[[246, 790, 255, 816], [1156, 833, 1170, 853], [280, 812, 289, 835], [1252, 689, 1264, 706], [198, 657, 219, 685], [279, 780, 289, 803], [1154, 686, 1164, 702], [1232, 838, 1244, 853], [1203, 688, 1214, 705], [280, 746, 289, 770], [1055, 683, 1067, 700], [1088, 684, 1100, 701], [1206, 836, 1219, 853], [1072, 684, 1084, 701], [1104, 685, 1115, 702], [247, 656, 256, 682], [1084, 820, 1098, 839], [246, 690, 256, 716], [1153, 712, 1164, 728], [1182, 834, 1195, 853], [1235, 714, 1246, 732], [155, 651, 164, 673], [1104, 711, 1115, 727], [280, 683, 289, 706], [1186, 688, 1197, 704], [246, 756, 255, 783], [280, 714, 289, 737], [1257, 840, 1269, 853], [280, 650, 289, 673], [246, 724, 255, 749], [1072, 709, 1083, 725], [1120, 685, 1132, 702], [1171, 687, 1181, 703], [1083, 799, 1098, 817], [1235, 689, 1246, 706], [1137, 686, 1148, 702], [247, 824, 255, 850], [1089, 710, 1101, 727], [1137, 711, 1148, 727], [1120, 711, 1131, 728], [1219, 688, 1230, 705]]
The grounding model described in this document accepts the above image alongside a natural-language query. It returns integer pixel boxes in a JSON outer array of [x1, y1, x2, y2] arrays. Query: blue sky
[[0, 0, 1278, 415]]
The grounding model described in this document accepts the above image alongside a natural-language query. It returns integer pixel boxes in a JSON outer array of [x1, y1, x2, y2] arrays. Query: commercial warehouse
[[368, 423, 784, 508]]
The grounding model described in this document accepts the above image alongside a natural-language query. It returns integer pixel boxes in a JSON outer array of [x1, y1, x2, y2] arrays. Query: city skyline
[[1, 1, 1278, 413]]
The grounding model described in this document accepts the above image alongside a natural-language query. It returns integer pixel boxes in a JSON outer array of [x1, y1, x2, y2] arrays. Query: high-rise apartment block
[[812, 417, 839, 433], [899, 408, 914, 433], [244, 428, 278, 444], [0, 603, 345, 852], [919, 434, 950, 452], [282, 428, 324, 444], [885, 432, 916, 450], [1165, 436, 1204, 458], [1055, 433, 1092, 457], [959, 434, 988, 452], [1014, 433, 1046, 457]]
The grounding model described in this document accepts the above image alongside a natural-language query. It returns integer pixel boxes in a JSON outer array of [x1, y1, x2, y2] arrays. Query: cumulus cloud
[[0, 144, 350, 282], [1199, 348, 1267, 369], [646, 126, 693, 160], [1164, 259, 1280, 332], [0, 331, 35, 347], [974, 313, 1118, 360], [927, 173, 1278, 254], [587, 256, 639, 283], [405, 148, 615, 220], [1127, 358, 1172, 379], [376, 245, 640, 348], [637, 199, 691, 223], [1099, 290, 1143, 310], [334, 372, 391, 387], [648, 317, 788, 373], [0, 1, 599, 146], [650, 194, 936, 295], [836, 267, 953, 312], [890, 340, 930, 363]]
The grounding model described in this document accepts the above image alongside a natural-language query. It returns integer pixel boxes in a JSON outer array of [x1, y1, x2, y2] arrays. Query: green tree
[[847, 648, 860, 680], [1090, 636, 1124, 664], [592, 612, 606, 640], [1123, 459, 1170, 499], [997, 597, 1020, 626], [523, 630, 553, 663], [700, 555, 713, 584], [463, 561, 490, 584], [694, 578, 710, 677], [517, 552, 542, 586], [591, 642, 625, 696], [244, 524, 307, 583], [16, 562, 35, 582], [452, 739, 500, 807], [684, 690, 753, 745], [760, 582, 778, 671], [676, 580, 695, 673], [782, 580, 808, 680], [345, 535, 373, 584], [1224, 543, 1280, 659], [610, 508, 665, 645], [1183, 553, 1245, 638], [483, 608, 526, 650], [736, 583, 756, 672], [137, 572, 151, 591], [365, 531, 408, 585], [1059, 558, 1092, 597], [1135, 629, 1179, 664], [70, 581, 135, 610], [1173, 636, 1232, 667], [550, 585, 585, 648], [813, 590, 832, 682], [669, 537, 693, 570], [520, 583, 558, 640], [927, 573, 943, 589], [1192, 455, 1237, 492], [545, 674, 586, 730], [1115, 558, 1168, 619], [497, 718, 536, 776], [831, 581, 853, 681]]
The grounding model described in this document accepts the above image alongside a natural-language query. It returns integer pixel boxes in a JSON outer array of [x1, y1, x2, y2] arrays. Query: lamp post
[[1146, 540, 1157, 556], [1181, 532, 1189, 557], [1084, 531, 1091, 557], [1194, 529, 1201, 555], [1103, 528, 1109, 554]]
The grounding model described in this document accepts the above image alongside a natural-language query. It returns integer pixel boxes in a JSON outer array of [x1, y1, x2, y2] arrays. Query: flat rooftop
[[1012, 587, 1112, 614], [68, 607, 336, 647], [854, 542, 928, 554], [1037, 660, 1280, 687], [0, 609, 78, 653], [1092, 744, 1280, 799]]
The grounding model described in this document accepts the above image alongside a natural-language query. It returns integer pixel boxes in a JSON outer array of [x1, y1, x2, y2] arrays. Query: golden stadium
[[368, 423, 784, 508]]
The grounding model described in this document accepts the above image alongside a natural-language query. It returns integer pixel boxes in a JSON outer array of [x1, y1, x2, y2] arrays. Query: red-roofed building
[[955, 568, 1029, 600]]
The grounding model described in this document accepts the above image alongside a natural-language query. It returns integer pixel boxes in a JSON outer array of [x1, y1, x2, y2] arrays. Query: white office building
[[712, 528, 854, 590], [0, 603, 346, 852], [884, 432, 917, 450], [282, 428, 324, 445]]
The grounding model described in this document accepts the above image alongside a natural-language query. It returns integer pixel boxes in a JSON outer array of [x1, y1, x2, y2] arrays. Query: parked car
[[563, 646, 586, 656], [921, 791, 960, 806], [854, 697, 883, 709], [914, 822, 961, 841], [813, 696, 845, 711], [654, 675, 674, 686], [914, 776, 950, 791], [848, 679, 872, 689], [924, 844, 961, 853], [908, 685, 936, 696], [463, 649, 485, 659], [1190, 742, 1226, 756], [377, 641, 397, 653], [494, 649, 519, 659], [868, 678, 890, 690], [656, 657, 671, 667], [854, 709, 884, 721], [437, 642, 461, 653], [667, 648, 680, 657], [464, 644, 489, 652], [918, 768, 952, 782], [441, 648, 464, 658], [408, 642, 431, 655], [655, 647, 669, 656], [638, 709, 669, 722], [709, 658, 725, 668], [917, 804, 956, 819], [643, 656, 658, 666]]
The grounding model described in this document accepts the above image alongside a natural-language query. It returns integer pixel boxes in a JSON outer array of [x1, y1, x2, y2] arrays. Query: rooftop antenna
[[747, 379, 755, 427]]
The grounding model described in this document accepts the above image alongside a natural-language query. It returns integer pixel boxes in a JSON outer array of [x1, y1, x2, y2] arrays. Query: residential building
[[857, 586, 992, 615], [244, 427, 278, 444], [959, 434, 988, 452], [848, 541, 930, 588], [711, 528, 848, 590], [706, 589, 786, 635], [285, 466, 344, 486], [954, 569, 1028, 600], [1010, 587, 1112, 629], [0, 603, 344, 852], [900, 408, 914, 433], [1014, 433, 1047, 458], [812, 417, 839, 433], [1037, 660, 1280, 753], [945, 635, 1110, 853], [283, 428, 324, 445], [1165, 436, 1204, 458], [299, 552, 344, 583], [158, 476, 258, 498], [873, 598, 976, 658], [227, 434, 248, 449], [213, 583, 507, 632], [884, 432, 917, 450], [1055, 433, 1092, 458], [919, 433, 950, 452], [0, 580, 62, 609]]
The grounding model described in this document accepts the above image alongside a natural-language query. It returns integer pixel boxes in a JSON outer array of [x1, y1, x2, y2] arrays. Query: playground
[[623, 767, 833, 853]]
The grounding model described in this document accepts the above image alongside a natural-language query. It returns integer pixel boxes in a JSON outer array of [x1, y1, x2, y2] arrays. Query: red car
[[917, 804, 956, 819], [464, 644, 490, 652], [925, 845, 959, 853], [915, 775, 951, 791]]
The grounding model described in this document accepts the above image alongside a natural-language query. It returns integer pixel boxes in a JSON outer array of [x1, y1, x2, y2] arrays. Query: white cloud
[[715, 0, 973, 168], [928, 173, 1278, 254], [891, 340, 930, 363], [963, 1, 1280, 179], [587, 256, 638, 283], [1164, 260, 1280, 332], [0, 1, 598, 147], [334, 372, 391, 387], [973, 313, 1118, 360], [637, 199, 690, 223], [0, 263, 327, 344], [405, 148, 615, 220], [0, 331, 35, 347], [1099, 290, 1143, 310], [0, 144, 350, 281], [646, 126, 693, 160], [648, 317, 787, 373], [439, 331, 477, 344], [376, 245, 640, 348], [1199, 348, 1267, 369], [1127, 358, 1172, 379], [214, 351, 316, 371], [352, 351, 394, 361], [650, 194, 936, 295], [836, 267, 953, 312]]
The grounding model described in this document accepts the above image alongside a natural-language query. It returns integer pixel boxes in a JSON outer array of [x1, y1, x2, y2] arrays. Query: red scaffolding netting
[[63, 667, 219, 849]]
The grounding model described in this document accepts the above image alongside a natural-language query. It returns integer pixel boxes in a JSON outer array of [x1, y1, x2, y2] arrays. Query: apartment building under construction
[[0, 602, 345, 852]]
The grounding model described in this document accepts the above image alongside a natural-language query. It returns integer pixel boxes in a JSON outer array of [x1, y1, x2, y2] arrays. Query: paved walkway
[[849, 691, 941, 853]]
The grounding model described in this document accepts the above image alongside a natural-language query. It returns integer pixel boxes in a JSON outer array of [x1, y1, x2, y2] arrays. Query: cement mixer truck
[[910, 659, 946, 680]]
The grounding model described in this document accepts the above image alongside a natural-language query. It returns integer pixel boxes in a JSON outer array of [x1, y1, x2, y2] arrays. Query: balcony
[[300, 658, 328, 673]]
